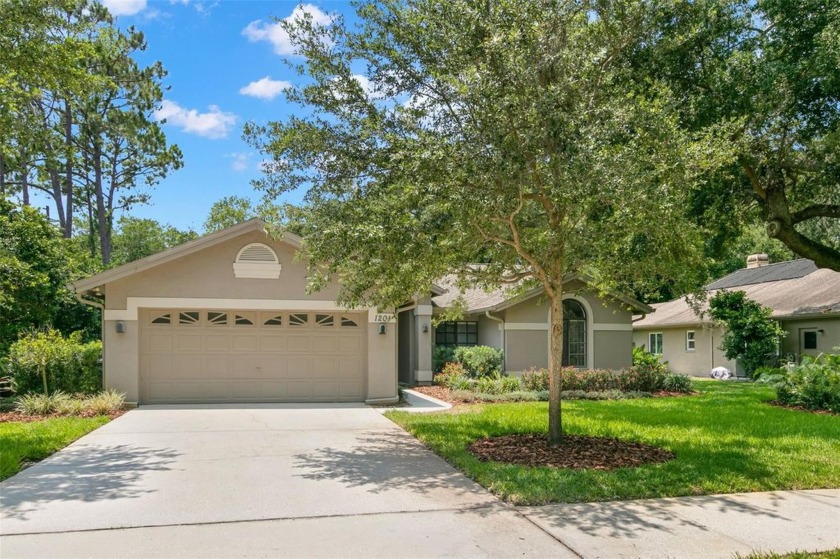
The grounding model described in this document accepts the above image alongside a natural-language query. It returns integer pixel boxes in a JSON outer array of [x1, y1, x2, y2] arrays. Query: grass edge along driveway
[[0, 416, 111, 481], [386, 382, 840, 505]]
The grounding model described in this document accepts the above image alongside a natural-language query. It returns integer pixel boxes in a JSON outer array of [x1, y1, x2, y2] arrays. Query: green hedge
[[4, 329, 102, 395], [760, 352, 840, 413], [453, 346, 504, 378]]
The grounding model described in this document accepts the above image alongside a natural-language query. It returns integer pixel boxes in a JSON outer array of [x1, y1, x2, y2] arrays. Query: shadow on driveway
[[293, 430, 485, 499], [1, 444, 180, 522]]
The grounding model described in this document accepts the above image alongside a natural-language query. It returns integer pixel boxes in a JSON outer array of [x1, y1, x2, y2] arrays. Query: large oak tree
[[247, 0, 719, 442]]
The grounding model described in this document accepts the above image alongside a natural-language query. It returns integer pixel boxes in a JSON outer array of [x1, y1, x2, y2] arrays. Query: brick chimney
[[746, 253, 770, 269]]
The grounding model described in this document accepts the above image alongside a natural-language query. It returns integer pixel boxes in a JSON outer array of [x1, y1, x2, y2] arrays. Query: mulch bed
[[0, 410, 127, 423], [469, 434, 675, 470]]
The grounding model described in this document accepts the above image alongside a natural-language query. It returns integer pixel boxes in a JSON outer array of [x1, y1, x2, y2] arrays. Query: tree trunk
[[49, 169, 67, 231], [93, 143, 111, 265], [0, 155, 5, 195], [548, 290, 564, 444], [63, 99, 74, 238], [21, 164, 30, 206]]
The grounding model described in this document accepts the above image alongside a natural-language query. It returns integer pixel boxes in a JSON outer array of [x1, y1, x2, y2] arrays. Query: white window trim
[[686, 330, 696, 352], [649, 332, 663, 355]]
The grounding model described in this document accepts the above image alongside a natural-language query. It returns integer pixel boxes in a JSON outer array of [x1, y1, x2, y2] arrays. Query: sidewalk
[[517, 488, 840, 558]]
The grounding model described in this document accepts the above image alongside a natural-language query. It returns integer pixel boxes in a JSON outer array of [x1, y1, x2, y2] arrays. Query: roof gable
[[73, 219, 303, 293]]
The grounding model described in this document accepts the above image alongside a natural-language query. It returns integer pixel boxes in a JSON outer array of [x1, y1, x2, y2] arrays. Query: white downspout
[[485, 311, 506, 371]]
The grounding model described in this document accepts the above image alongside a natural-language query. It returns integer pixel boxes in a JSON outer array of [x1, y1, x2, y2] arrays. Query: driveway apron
[[0, 405, 570, 558]]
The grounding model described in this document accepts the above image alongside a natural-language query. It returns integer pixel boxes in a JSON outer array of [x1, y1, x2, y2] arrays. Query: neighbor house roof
[[73, 219, 302, 293], [431, 273, 653, 314], [635, 261, 840, 329], [705, 259, 819, 290]]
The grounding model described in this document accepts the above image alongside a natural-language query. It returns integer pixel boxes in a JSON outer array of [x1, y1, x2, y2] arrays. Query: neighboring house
[[633, 255, 840, 377], [397, 275, 653, 385], [73, 219, 652, 406]]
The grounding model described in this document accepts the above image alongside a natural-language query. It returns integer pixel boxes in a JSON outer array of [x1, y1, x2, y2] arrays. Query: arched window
[[562, 299, 587, 368], [233, 243, 281, 279]]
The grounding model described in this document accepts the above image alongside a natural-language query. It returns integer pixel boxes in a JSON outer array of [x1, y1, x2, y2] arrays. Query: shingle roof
[[432, 273, 652, 313], [705, 259, 818, 290], [635, 263, 840, 328]]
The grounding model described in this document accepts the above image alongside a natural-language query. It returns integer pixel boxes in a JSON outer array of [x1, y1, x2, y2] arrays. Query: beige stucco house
[[399, 276, 653, 384], [74, 220, 652, 405], [633, 255, 840, 377]]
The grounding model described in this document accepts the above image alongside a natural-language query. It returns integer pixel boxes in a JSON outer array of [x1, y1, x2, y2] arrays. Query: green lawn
[[386, 381, 840, 505], [0, 416, 111, 481]]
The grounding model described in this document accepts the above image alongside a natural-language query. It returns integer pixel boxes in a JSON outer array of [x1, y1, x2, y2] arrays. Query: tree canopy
[[247, 0, 725, 442], [644, 0, 840, 270]]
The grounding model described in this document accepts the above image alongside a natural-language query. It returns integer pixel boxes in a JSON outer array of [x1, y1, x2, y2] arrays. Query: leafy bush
[[434, 362, 467, 388], [452, 389, 651, 403], [709, 291, 786, 377], [453, 346, 504, 378], [474, 375, 521, 395], [449, 375, 476, 392], [522, 368, 549, 391], [520, 365, 687, 394], [661, 374, 693, 393], [633, 345, 667, 370], [14, 390, 125, 416], [84, 390, 126, 415], [6, 329, 102, 395], [760, 353, 840, 412], [433, 346, 457, 373]]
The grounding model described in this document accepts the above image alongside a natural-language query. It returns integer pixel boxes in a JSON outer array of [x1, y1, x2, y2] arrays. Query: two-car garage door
[[139, 308, 366, 404]]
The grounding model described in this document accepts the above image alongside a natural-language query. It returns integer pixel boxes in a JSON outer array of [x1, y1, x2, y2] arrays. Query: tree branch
[[791, 204, 840, 224]]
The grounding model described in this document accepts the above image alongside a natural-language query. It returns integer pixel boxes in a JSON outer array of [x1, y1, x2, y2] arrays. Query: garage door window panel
[[235, 313, 254, 326], [263, 314, 283, 326], [341, 317, 358, 327], [151, 313, 171, 325], [179, 311, 200, 325], [208, 312, 228, 326], [316, 314, 335, 327], [289, 313, 308, 326]]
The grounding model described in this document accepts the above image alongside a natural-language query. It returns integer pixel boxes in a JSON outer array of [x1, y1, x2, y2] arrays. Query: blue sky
[[97, 0, 356, 232]]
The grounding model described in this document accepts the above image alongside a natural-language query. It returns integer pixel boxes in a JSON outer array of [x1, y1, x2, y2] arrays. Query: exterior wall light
[[378, 323, 387, 335], [422, 323, 429, 333], [115, 321, 126, 334]]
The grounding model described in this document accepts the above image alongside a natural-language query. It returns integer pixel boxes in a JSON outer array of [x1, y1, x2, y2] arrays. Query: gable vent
[[233, 243, 282, 279]]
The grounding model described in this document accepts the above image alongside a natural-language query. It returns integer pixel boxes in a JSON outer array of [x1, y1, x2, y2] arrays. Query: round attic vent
[[236, 243, 278, 263], [233, 243, 281, 279]]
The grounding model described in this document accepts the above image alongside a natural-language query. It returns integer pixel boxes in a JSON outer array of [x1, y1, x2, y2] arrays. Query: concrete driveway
[[0, 404, 570, 558]]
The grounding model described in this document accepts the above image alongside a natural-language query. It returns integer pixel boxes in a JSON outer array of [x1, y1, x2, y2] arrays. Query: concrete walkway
[[519, 488, 840, 559], [1, 404, 837, 558]]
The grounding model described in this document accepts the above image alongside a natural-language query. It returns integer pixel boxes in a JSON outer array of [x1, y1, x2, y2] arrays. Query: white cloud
[[242, 4, 332, 56], [154, 100, 237, 139], [239, 77, 292, 100], [102, 0, 147, 16], [227, 152, 251, 171]]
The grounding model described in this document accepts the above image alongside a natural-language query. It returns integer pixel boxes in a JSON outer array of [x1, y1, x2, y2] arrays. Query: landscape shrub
[[449, 375, 476, 392], [474, 375, 521, 395], [453, 389, 652, 403], [521, 368, 549, 391], [433, 346, 457, 373], [453, 346, 504, 378], [516, 365, 686, 394], [14, 389, 125, 416], [434, 362, 467, 388], [6, 329, 102, 395], [661, 374, 693, 393], [760, 352, 840, 412]]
